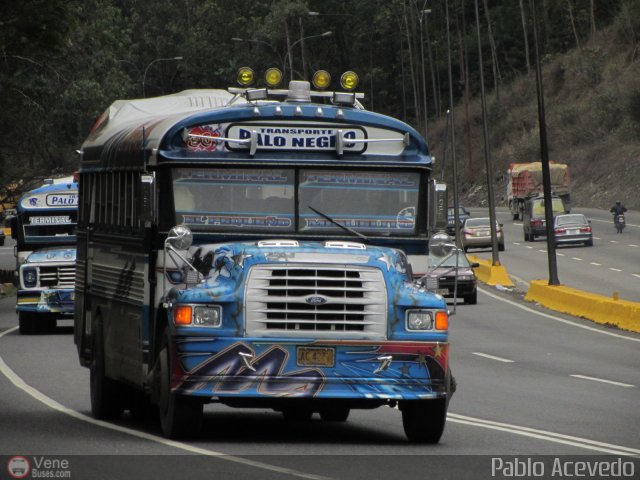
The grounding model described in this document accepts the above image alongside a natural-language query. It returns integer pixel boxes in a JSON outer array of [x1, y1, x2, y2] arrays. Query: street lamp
[[283, 31, 332, 81], [142, 56, 183, 98], [418, 9, 431, 141]]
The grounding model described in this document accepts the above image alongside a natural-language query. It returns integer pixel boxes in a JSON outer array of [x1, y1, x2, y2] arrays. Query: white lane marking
[[570, 374, 635, 388], [611, 240, 619, 244], [571, 257, 583, 261], [633, 274, 640, 279], [539, 249, 547, 253], [479, 286, 640, 342], [590, 262, 601, 266], [629, 244, 639, 248], [526, 246, 534, 249], [0, 328, 331, 480], [557, 253, 565, 257], [472, 352, 514, 363], [609, 268, 622, 272], [447, 414, 640, 456]]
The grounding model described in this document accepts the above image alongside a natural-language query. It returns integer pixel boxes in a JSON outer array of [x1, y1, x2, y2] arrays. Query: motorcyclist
[[610, 201, 627, 216], [610, 201, 628, 232]]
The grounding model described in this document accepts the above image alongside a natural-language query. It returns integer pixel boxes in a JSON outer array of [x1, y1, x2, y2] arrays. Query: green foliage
[[0, 0, 633, 204]]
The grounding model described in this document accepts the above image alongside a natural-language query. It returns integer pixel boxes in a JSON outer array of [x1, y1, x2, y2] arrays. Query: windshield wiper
[[308, 205, 369, 242]]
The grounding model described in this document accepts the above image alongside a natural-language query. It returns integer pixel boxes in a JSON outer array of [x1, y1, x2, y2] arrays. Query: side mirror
[[166, 225, 193, 250], [471, 262, 480, 268], [429, 232, 455, 258]]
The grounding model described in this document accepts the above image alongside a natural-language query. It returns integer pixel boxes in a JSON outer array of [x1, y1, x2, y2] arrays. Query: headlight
[[458, 275, 474, 281], [23, 268, 38, 288], [406, 311, 434, 330], [173, 305, 222, 327], [406, 309, 448, 331], [193, 306, 221, 326]]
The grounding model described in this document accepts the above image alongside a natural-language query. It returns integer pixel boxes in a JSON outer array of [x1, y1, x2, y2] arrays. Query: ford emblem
[[305, 295, 328, 305]]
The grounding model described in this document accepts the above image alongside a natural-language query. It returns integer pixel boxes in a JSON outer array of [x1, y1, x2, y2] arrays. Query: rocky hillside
[[429, 23, 640, 211]]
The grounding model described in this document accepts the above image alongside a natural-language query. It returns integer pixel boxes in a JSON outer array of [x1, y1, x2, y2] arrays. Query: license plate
[[436, 288, 450, 295], [297, 347, 335, 367], [569, 229, 579, 234]]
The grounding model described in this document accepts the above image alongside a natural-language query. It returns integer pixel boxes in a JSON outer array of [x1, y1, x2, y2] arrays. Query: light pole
[[142, 56, 183, 98], [418, 9, 431, 141], [282, 31, 332, 81]]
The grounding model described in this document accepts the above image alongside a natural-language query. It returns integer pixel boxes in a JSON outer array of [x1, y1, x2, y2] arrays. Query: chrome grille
[[39, 264, 76, 288], [246, 265, 387, 339]]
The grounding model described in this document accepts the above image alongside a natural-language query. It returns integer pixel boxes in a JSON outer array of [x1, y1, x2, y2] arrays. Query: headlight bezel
[[405, 309, 448, 331], [173, 304, 222, 328], [22, 267, 38, 288]]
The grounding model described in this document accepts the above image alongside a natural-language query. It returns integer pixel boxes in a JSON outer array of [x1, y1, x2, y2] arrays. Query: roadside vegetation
[[1, 0, 638, 209]]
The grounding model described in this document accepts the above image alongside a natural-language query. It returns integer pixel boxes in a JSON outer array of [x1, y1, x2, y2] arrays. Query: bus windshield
[[173, 168, 420, 236]]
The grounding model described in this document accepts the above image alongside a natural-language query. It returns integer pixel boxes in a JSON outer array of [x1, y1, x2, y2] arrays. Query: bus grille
[[245, 265, 387, 339], [40, 265, 76, 288]]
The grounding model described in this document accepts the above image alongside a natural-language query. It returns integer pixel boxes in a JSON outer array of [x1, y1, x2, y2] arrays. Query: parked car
[[522, 194, 567, 241], [0, 228, 4, 246], [553, 213, 593, 247], [460, 217, 505, 252], [446, 205, 471, 235], [427, 251, 479, 304]]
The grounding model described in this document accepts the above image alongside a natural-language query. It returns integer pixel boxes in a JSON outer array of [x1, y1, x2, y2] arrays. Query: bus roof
[[17, 178, 78, 211], [80, 83, 432, 171]]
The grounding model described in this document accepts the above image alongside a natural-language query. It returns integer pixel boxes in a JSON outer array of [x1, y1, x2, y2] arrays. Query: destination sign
[[225, 124, 366, 152], [30, 216, 73, 225]]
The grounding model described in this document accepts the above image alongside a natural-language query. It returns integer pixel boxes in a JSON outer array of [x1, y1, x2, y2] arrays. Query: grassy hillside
[[429, 21, 640, 211]]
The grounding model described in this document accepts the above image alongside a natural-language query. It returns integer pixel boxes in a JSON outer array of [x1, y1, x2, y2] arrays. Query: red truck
[[506, 161, 571, 220]]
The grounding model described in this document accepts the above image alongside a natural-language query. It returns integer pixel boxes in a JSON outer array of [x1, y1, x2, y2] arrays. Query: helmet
[[616, 201, 621, 205]]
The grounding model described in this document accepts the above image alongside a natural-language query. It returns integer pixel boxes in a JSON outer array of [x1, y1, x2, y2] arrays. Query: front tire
[[18, 312, 37, 335], [401, 398, 447, 444], [157, 328, 203, 438], [464, 290, 478, 305]]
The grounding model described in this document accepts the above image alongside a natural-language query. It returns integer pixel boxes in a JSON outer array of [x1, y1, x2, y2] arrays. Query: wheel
[[401, 398, 447, 444], [157, 328, 203, 438], [464, 290, 477, 305], [90, 315, 125, 420], [319, 405, 350, 422], [498, 242, 505, 252], [282, 407, 313, 422], [585, 238, 593, 247], [18, 312, 37, 335]]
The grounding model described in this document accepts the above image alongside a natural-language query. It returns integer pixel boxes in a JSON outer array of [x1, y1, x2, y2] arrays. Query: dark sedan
[[427, 251, 479, 304], [553, 213, 593, 247], [446, 205, 471, 236]]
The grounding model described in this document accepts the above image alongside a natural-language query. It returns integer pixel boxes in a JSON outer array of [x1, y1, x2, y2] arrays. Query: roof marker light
[[237, 67, 255, 86], [340, 71, 359, 91], [265, 68, 283, 87], [312, 70, 331, 90]]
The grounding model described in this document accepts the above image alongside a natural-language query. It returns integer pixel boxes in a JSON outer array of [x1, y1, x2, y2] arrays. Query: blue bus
[[13, 176, 78, 334], [74, 70, 453, 442]]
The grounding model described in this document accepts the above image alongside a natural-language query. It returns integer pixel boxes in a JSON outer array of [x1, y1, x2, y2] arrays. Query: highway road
[[1, 280, 638, 479], [466, 207, 640, 303]]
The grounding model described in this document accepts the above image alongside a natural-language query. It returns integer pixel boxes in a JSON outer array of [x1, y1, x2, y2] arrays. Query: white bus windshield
[[172, 168, 420, 236]]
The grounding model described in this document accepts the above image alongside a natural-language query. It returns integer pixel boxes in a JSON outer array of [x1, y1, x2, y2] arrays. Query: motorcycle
[[614, 213, 626, 233]]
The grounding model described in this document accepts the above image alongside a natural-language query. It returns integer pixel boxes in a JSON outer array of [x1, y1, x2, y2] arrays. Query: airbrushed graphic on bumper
[[171, 339, 448, 400], [16, 289, 74, 313]]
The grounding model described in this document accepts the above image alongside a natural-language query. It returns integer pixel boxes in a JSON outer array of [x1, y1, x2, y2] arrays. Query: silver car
[[553, 213, 593, 247], [460, 217, 505, 252]]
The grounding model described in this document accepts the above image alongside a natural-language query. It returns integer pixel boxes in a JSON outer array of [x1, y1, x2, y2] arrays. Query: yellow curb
[[524, 279, 640, 333], [467, 255, 514, 287]]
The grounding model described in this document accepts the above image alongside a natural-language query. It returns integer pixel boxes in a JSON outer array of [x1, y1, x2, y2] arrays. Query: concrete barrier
[[467, 256, 640, 333], [524, 279, 640, 333], [467, 255, 514, 287]]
